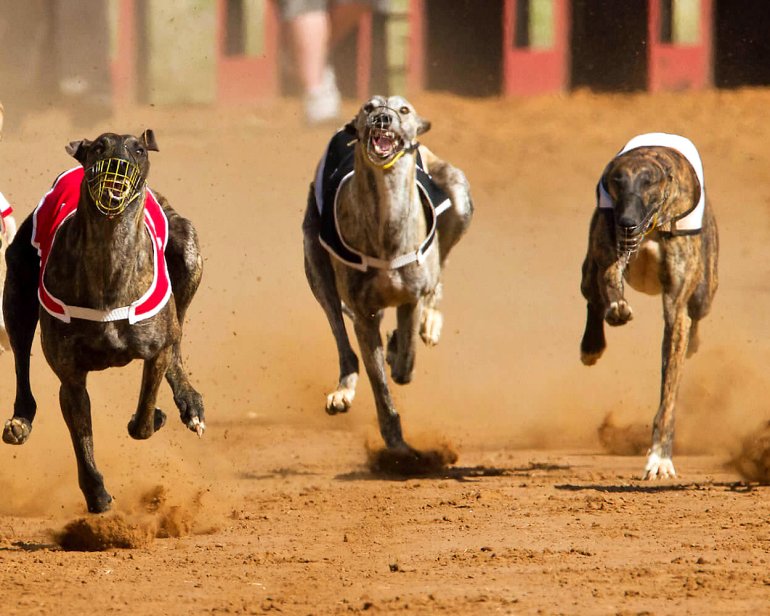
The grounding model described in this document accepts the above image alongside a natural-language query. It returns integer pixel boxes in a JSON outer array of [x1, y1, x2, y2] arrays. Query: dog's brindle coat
[[2, 131, 205, 512], [580, 145, 718, 479], [303, 96, 472, 454]]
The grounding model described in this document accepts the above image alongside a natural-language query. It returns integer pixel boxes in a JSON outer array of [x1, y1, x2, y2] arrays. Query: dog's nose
[[616, 214, 640, 229], [615, 194, 645, 229], [371, 113, 393, 129]]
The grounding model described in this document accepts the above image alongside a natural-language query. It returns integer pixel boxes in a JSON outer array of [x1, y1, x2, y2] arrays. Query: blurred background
[[1, 0, 770, 122]]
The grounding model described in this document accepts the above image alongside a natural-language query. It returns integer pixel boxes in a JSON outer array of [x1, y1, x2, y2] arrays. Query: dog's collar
[[379, 141, 419, 170]]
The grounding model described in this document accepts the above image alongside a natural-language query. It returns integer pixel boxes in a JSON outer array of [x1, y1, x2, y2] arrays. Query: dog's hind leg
[[2, 216, 40, 445], [303, 198, 359, 414], [128, 346, 172, 440], [354, 314, 412, 452], [386, 302, 421, 384], [686, 209, 719, 357], [58, 371, 113, 513], [161, 203, 205, 435]]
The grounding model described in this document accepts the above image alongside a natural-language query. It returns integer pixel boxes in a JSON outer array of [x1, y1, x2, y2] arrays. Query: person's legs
[[328, 1, 371, 48], [278, 0, 385, 124], [287, 9, 331, 93], [279, 0, 340, 124]]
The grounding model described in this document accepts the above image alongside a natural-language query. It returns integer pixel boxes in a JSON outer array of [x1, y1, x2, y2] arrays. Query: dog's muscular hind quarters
[[580, 133, 718, 480], [2, 131, 205, 513]]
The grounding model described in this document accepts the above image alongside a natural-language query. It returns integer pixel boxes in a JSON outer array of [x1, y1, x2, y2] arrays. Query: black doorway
[[570, 0, 648, 91], [714, 0, 770, 88], [424, 0, 503, 97]]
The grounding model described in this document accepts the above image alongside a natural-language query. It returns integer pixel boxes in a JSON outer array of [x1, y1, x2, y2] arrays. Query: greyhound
[[303, 95, 472, 456], [2, 131, 205, 513], [580, 133, 718, 479]]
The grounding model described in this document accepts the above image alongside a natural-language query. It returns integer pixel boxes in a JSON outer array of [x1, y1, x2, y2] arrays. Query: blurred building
[[97, 0, 770, 105]]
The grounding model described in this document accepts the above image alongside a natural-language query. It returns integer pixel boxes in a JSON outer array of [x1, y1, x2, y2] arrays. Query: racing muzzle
[[615, 209, 658, 256], [86, 157, 144, 217], [364, 111, 415, 169]]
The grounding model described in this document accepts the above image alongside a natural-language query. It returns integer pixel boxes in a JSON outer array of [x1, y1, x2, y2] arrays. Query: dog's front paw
[[386, 330, 398, 369], [326, 387, 355, 414], [2, 417, 32, 445], [326, 373, 358, 415], [580, 348, 604, 366], [643, 451, 677, 480], [420, 308, 443, 347], [385, 331, 415, 384], [391, 366, 413, 385], [605, 300, 633, 326], [85, 488, 113, 514], [127, 408, 167, 440], [175, 390, 206, 437]]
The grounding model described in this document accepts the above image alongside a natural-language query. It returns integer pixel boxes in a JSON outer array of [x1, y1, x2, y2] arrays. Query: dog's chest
[[624, 239, 663, 295], [41, 311, 174, 371], [338, 261, 439, 311]]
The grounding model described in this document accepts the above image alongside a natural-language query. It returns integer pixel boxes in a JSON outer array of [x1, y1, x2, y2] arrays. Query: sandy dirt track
[[1, 88, 770, 614]]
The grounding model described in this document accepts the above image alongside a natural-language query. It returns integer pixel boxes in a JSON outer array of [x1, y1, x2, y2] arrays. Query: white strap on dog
[[325, 171, 440, 272], [65, 305, 131, 322]]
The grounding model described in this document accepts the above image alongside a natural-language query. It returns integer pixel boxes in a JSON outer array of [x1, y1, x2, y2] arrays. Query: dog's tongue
[[374, 133, 394, 154]]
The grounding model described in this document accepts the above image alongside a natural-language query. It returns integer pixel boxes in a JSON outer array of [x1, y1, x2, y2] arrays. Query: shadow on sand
[[336, 461, 572, 483]]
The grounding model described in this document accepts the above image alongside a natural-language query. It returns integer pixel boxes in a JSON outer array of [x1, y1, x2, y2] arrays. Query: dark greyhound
[[2, 131, 205, 512], [303, 95, 473, 457], [580, 133, 718, 479]]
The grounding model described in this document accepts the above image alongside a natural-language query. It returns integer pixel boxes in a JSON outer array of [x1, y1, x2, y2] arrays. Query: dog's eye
[[363, 102, 375, 113], [400, 106, 410, 115], [136, 146, 146, 156]]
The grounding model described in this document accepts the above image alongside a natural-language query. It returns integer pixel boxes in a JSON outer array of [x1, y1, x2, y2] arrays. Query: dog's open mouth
[[366, 128, 403, 165], [87, 158, 143, 216], [103, 179, 133, 204]]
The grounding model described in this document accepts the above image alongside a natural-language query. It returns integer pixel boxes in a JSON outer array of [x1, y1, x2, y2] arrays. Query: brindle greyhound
[[303, 95, 472, 456], [2, 131, 205, 512], [580, 133, 718, 479]]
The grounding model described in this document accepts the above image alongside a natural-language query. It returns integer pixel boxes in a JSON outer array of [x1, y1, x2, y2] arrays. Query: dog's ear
[[416, 116, 431, 136], [141, 129, 159, 152], [65, 139, 92, 164]]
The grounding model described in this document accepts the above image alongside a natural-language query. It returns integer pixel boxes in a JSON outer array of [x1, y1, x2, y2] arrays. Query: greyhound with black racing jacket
[[303, 95, 473, 458]]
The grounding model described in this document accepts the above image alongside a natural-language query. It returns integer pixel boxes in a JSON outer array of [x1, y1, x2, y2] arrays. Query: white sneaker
[[303, 66, 341, 126]]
